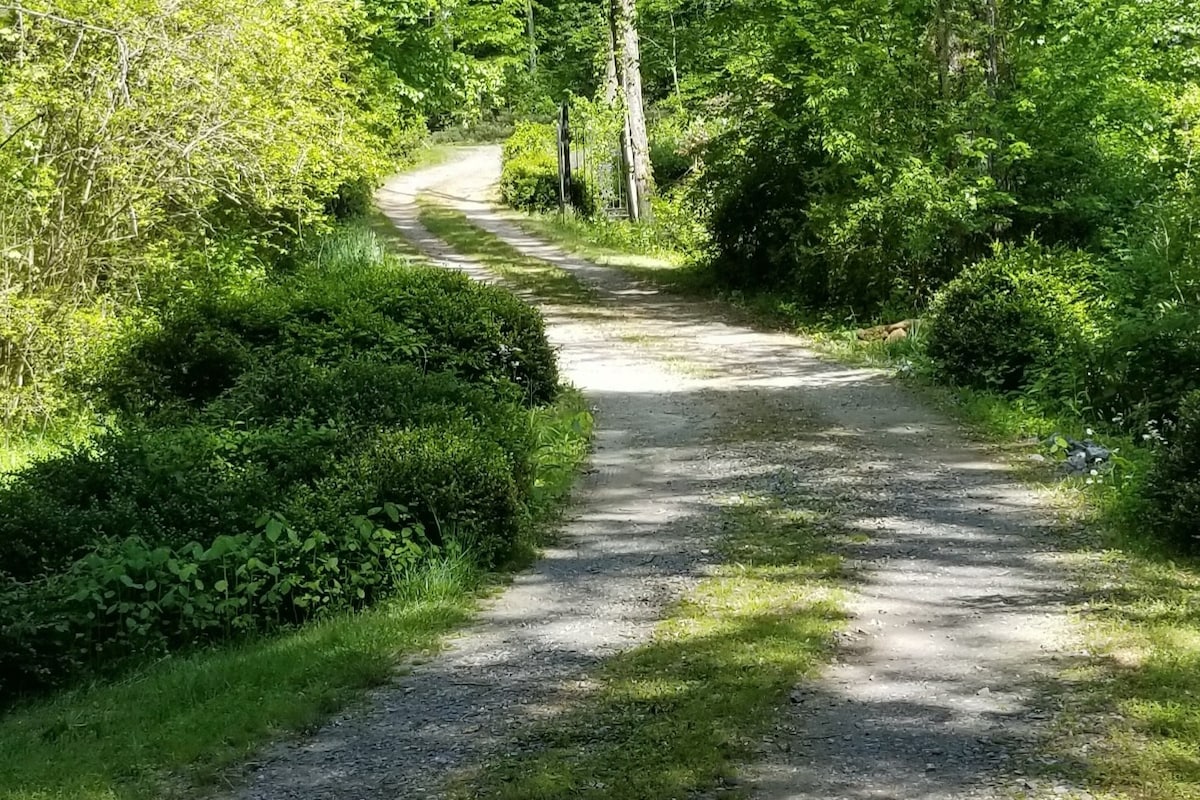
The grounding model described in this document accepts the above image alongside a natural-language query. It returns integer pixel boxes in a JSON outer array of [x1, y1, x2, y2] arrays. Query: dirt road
[[230, 147, 1079, 800]]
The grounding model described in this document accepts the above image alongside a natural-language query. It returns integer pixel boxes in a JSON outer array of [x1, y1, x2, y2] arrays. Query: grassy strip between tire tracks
[[0, 364, 593, 795], [416, 201, 597, 305], [414, 204, 850, 797], [451, 495, 845, 800], [498, 209, 1200, 800]]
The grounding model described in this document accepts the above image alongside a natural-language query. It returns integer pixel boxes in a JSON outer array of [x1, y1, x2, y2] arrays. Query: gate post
[[556, 102, 573, 215]]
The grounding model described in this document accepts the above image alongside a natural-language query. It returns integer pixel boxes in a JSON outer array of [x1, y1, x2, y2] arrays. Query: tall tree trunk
[[609, 0, 653, 223], [934, 0, 951, 101], [983, 0, 1000, 102], [981, 0, 1002, 186], [604, 21, 619, 105]]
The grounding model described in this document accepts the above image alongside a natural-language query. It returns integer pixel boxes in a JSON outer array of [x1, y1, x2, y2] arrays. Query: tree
[[608, 0, 653, 221]]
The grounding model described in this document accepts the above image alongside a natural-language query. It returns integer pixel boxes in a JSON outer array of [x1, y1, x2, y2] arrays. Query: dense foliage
[[0, 228, 563, 702], [1143, 391, 1200, 551], [500, 121, 564, 212], [0, 0, 584, 708], [0, 0, 547, 425], [510, 0, 1198, 542], [925, 246, 1101, 394]]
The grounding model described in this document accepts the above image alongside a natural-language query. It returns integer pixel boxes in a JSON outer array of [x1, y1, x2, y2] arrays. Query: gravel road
[[227, 146, 1085, 800]]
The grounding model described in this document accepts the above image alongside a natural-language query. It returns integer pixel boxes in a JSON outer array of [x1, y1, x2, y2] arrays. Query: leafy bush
[[1085, 187, 1200, 426], [924, 245, 1102, 394], [208, 356, 514, 429], [0, 222, 569, 704], [703, 136, 825, 292], [0, 412, 535, 697], [501, 153, 561, 212], [92, 236, 559, 410], [0, 502, 437, 698], [648, 109, 694, 188], [1088, 310, 1200, 428], [1142, 391, 1200, 552], [342, 423, 528, 563], [501, 121, 560, 212], [0, 422, 339, 582]]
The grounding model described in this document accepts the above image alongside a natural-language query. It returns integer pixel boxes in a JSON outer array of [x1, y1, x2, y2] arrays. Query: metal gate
[[556, 101, 628, 219]]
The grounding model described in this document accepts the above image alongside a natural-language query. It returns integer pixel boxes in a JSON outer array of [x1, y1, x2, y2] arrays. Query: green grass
[[453, 495, 845, 800], [1040, 531, 1200, 800], [506, 210, 686, 266], [0, 390, 593, 800], [416, 201, 597, 305], [405, 142, 461, 171], [0, 570, 474, 800]]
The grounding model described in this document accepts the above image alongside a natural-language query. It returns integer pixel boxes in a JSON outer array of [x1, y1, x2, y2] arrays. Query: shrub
[[0, 412, 534, 698], [0, 421, 338, 581], [1088, 309, 1200, 427], [704, 138, 823, 292], [1085, 188, 1200, 426], [1142, 391, 1200, 551], [924, 245, 1102, 394], [349, 264, 559, 403], [501, 152, 561, 213], [648, 118, 692, 188], [0, 222, 567, 705], [207, 356, 539, 492], [91, 239, 559, 412], [207, 356, 517, 429], [0, 297, 122, 425], [340, 423, 528, 564], [0, 501, 438, 698], [90, 288, 289, 414], [500, 121, 561, 213], [702, 127, 1000, 313]]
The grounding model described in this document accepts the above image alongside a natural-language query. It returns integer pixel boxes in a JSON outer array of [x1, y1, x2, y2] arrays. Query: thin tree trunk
[[982, 0, 1001, 182], [935, 0, 951, 101], [669, 11, 681, 102], [526, 0, 537, 74], [609, 0, 653, 223], [984, 0, 1000, 101]]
